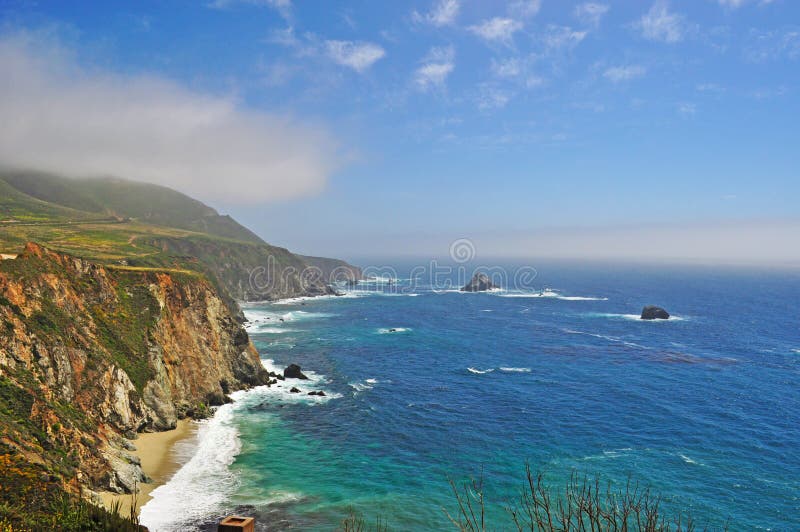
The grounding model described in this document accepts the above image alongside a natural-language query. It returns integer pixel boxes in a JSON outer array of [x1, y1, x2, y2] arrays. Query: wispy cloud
[[0, 31, 339, 204], [508, 0, 542, 19], [491, 57, 522, 78], [574, 3, 610, 28], [325, 40, 386, 72], [603, 65, 646, 82], [468, 18, 524, 46], [412, 0, 460, 27], [542, 25, 588, 50], [716, 0, 775, 8], [209, 0, 291, 18], [476, 85, 511, 110], [635, 1, 686, 43], [677, 102, 697, 115], [744, 29, 799, 62], [268, 28, 385, 73], [415, 45, 455, 91]]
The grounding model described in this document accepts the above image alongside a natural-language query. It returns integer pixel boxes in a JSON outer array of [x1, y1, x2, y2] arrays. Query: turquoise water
[[142, 262, 800, 531]]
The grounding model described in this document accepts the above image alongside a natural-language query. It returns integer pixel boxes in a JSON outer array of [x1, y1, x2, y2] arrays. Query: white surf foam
[[139, 402, 241, 531], [140, 362, 338, 531], [679, 453, 700, 465], [252, 327, 296, 334], [378, 327, 411, 334], [499, 367, 532, 373], [496, 289, 606, 301], [349, 379, 376, 392], [467, 367, 495, 374], [600, 313, 686, 322], [243, 309, 335, 332]]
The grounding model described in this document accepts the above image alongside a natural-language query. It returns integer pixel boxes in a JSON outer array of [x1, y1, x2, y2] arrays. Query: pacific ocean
[[141, 261, 800, 531]]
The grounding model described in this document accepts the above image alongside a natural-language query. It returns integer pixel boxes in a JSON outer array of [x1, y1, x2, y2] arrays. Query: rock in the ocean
[[641, 306, 670, 320], [460, 272, 496, 292], [307, 390, 326, 396], [284, 364, 309, 380], [289, 387, 301, 393]]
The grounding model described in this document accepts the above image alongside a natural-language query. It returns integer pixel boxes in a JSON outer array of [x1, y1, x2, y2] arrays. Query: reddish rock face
[[0, 243, 267, 496]]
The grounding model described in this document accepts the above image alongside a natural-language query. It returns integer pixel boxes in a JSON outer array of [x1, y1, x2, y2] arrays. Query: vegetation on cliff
[[0, 243, 268, 528], [0, 172, 361, 307]]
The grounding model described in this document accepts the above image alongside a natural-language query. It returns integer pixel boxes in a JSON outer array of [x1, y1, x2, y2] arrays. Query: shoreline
[[100, 419, 199, 517]]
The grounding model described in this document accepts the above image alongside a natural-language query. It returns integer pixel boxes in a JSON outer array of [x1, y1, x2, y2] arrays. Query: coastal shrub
[[339, 507, 389, 532], [446, 464, 724, 532]]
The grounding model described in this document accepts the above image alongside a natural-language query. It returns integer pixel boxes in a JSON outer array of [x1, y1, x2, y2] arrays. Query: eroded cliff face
[[0, 243, 268, 498]]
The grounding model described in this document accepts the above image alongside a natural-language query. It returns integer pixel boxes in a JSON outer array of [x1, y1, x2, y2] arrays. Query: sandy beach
[[100, 419, 199, 517]]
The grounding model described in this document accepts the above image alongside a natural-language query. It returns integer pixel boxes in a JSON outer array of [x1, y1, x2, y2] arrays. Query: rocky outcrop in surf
[[461, 272, 496, 292], [0, 243, 269, 501], [284, 363, 309, 380], [641, 306, 670, 320]]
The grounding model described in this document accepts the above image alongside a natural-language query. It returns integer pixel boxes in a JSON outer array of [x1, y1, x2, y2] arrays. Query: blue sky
[[0, 1, 798, 262]]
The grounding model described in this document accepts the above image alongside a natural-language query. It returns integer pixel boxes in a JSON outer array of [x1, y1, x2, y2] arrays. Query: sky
[[0, 0, 798, 264]]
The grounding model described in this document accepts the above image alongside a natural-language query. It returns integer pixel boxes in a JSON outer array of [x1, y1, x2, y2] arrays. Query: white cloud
[[716, 0, 775, 8], [476, 85, 511, 110], [491, 57, 521, 78], [603, 65, 646, 82], [412, 0, 460, 27], [744, 29, 800, 62], [677, 102, 697, 115], [542, 25, 588, 50], [468, 18, 523, 46], [508, 0, 542, 18], [574, 3, 610, 28], [635, 1, 686, 43], [324, 40, 386, 72], [209, 0, 291, 18], [415, 45, 455, 91], [0, 32, 339, 204]]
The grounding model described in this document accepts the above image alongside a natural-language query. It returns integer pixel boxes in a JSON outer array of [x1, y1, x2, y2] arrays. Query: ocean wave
[[587, 313, 686, 322], [499, 367, 531, 373], [679, 453, 701, 465], [244, 309, 335, 328], [349, 378, 379, 392], [139, 358, 342, 529], [562, 328, 651, 350], [467, 367, 495, 374], [251, 327, 296, 334], [139, 402, 241, 531], [378, 327, 411, 334], [496, 289, 607, 301]]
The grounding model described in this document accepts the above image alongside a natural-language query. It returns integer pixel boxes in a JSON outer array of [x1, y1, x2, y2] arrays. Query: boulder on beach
[[284, 363, 309, 380], [460, 272, 496, 292], [641, 306, 670, 320]]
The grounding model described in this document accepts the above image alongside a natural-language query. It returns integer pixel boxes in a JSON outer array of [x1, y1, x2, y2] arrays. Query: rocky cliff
[[0, 243, 268, 503]]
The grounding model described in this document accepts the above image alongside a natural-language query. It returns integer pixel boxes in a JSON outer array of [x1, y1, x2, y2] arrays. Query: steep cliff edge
[[0, 243, 268, 506]]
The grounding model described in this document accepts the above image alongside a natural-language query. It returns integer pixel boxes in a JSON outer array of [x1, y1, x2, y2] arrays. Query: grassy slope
[[2, 172, 264, 244], [0, 173, 353, 308]]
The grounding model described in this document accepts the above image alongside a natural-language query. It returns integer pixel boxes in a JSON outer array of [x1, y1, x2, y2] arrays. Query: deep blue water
[[143, 262, 800, 531]]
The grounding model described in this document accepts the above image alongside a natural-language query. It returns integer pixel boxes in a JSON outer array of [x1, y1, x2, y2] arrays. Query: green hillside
[[2, 172, 264, 244], [0, 173, 360, 306]]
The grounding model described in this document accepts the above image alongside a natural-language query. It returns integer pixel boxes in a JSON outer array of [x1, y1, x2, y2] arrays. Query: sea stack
[[461, 272, 496, 292], [284, 363, 309, 380], [641, 306, 670, 320]]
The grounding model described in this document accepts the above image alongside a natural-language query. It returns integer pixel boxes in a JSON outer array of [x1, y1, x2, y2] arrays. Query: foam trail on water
[[589, 313, 686, 322], [499, 367, 531, 373], [467, 367, 494, 374], [378, 327, 411, 334]]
